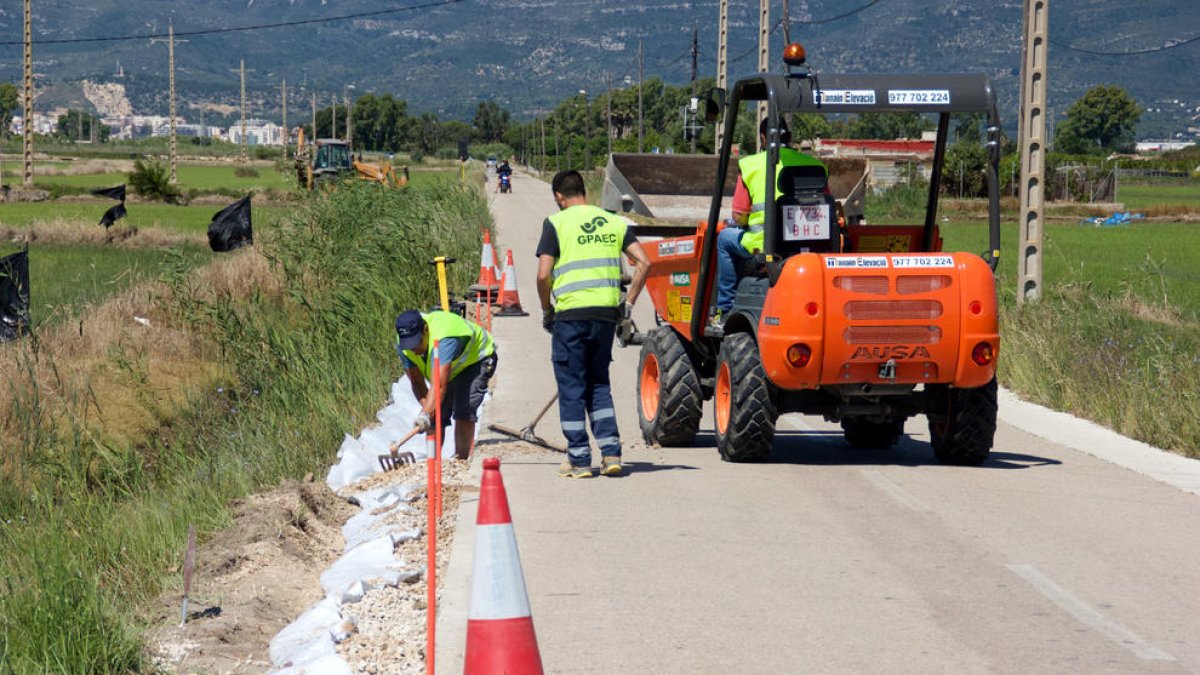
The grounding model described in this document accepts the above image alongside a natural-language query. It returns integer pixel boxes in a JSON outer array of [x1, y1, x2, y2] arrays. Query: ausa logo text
[[851, 345, 931, 360], [578, 216, 618, 245]]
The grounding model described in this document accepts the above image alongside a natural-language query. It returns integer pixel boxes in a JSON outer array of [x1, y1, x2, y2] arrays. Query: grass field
[[0, 201, 294, 235], [32, 163, 293, 194], [940, 219, 1200, 321], [1, 243, 209, 326], [1116, 181, 1200, 210]]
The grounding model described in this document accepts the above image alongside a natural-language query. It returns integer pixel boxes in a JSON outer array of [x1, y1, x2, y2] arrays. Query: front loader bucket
[[601, 153, 868, 224]]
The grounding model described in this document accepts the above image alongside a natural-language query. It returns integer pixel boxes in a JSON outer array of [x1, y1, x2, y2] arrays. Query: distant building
[[228, 119, 284, 146], [1135, 140, 1195, 153], [811, 138, 936, 190]]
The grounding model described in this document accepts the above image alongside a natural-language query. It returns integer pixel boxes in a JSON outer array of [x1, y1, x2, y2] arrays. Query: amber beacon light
[[782, 43, 807, 66]]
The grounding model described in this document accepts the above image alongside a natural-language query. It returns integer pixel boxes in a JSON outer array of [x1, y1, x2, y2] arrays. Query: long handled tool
[[379, 425, 422, 472], [488, 393, 565, 452]]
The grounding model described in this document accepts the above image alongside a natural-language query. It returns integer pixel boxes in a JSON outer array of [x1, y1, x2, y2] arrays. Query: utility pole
[[331, 94, 337, 140], [715, 0, 729, 153], [581, 89, 591, 170], [344, 85, 353, 147], [757, 0, 770, 151], [782, 0, 791, 45], [311, 92, 317, 139], [151, 22, 187, 183], [690, 24, 699, 153], [22, 0, 33, 187], [1017, 0, 1049, 304], [281, 79, 287, 160], [638, 39, 645, 153], [232, 59, 254, 162], [605, 71, 613, 160]]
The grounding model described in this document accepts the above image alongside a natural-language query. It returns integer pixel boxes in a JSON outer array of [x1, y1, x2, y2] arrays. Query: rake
[[488, 393, 566, 453], [379, 426, 422, 472]]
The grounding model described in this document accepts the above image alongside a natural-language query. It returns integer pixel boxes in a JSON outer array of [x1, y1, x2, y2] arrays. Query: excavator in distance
[[295, 129, 407, 190]]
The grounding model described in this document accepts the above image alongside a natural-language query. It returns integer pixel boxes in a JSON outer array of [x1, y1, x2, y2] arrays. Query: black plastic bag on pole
[[208, 196, 253, 253], [91, 184, 126, 202], [99, 202, 127, 228], [0, 249, 31, 342]]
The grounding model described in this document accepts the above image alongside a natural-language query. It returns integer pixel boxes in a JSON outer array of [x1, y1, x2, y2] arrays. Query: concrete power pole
[[331, 95, 337, 141], [782, 0, 791, 45], [715, 0, 728, 154], [281, 79, 287, 160], [1017, 0, 1049, 304], [238, 59, 249, 162], [690, 24, 699, 154], [605, 71, 613, 159], [638, 39, 644, 154], [311, 92, 317, 139], [151, 22, 187, 183], [756, 0, 770, 151], [22, 0, 33, 187]]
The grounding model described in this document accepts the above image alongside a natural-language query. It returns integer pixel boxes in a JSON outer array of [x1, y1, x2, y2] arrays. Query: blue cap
[[394, 310, 425, 351]]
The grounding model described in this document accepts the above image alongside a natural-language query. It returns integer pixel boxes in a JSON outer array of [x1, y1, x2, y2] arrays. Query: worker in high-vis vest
[[714, 117, 826, 318], [392, 309, 497, 460], [536, 170, 650, 478]]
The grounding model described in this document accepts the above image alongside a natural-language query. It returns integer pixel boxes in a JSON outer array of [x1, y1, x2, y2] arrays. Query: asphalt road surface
[[438, 169, 1200, 674]]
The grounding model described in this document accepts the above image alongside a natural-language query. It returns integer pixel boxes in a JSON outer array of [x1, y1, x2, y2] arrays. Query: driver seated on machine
[[713, 117, 827, 324]]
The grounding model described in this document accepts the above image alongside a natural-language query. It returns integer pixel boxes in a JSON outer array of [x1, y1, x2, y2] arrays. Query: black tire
[[637, 328, 704, 446], [841, 417, 905, 449], [927, 378, 998, 465], [714, 332, 776, 462]]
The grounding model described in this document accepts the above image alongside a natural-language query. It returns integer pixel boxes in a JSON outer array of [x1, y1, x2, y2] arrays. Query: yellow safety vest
[[739, 148, 827, 253], [399, 310, 495, 381], [549, 205, 627, 312]]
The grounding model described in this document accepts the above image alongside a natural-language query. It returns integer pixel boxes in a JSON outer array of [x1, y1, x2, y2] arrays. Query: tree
[[472, 101, 510, 143], [1054, 85, 1141, 155], [0, 82, 18, 138], [56, 109, 109, 143]]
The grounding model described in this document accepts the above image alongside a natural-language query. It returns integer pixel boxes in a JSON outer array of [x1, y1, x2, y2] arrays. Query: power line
[[0, 0, 466, 47], [1050, 34, 1200, 56], [791, 0, 886, 25]]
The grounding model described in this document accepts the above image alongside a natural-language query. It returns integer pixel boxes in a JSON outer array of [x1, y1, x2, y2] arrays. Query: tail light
[[787, 344, 812, 367], [971, 342, 995, 366]]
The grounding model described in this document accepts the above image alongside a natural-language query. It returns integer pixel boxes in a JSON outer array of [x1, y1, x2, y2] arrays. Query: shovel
[[488, 393, 566, 453], [379, 425, 422, 472]]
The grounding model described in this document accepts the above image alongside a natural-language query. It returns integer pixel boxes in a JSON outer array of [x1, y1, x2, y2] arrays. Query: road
[[438, 169, 1200, 674]]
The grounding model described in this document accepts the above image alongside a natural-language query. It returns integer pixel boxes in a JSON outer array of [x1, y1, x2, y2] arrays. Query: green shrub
[[233, 166, 260, 178], [128, 159, 182, 204]]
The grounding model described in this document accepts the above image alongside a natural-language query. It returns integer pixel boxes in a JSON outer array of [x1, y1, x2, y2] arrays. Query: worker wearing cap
[[714, 117, 826, 319], [536, 170, 651, 478], [393, 309, 497, 460]]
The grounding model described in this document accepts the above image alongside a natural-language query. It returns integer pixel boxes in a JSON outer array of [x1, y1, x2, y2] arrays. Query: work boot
[[600, 456, 623, 477], [558, 461, 593, 479]]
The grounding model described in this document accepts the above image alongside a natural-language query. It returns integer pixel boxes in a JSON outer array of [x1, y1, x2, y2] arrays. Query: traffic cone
[[464, 458, 544, 675], [470, 229, 501, 302], [495, 249, 529, 317]]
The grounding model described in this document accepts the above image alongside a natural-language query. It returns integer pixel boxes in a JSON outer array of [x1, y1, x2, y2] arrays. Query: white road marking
[[1005, 564, 1174, 661], [861, 470, 931, 513]]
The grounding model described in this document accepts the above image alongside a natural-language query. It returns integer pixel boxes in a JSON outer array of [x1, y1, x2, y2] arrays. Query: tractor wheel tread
[[928, 378, 998, 465], [638, 328, 703, 446], [715, 332, 776, 462]]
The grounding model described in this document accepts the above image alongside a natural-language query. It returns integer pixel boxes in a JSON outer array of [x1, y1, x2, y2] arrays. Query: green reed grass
[[0, 180, 489, 671]]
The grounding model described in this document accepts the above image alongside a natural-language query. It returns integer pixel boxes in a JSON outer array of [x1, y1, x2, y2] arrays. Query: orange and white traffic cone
[[463, 458, 544, 675], [495, 249, 529, 317], [470, 230, 501, 302]]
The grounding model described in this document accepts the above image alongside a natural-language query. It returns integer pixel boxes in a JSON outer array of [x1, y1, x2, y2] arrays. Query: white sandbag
[[320, 535, 405, 602], [268, 597, 341, 666]]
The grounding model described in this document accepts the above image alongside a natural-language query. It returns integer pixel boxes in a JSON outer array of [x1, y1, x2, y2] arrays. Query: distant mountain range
[[1, 0, 1197, 139]]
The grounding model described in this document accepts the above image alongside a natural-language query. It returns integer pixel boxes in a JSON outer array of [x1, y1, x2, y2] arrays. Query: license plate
[[782, 204, 830, 241]]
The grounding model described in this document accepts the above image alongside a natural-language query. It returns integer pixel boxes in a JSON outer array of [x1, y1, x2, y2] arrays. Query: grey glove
[[542, 308, 555, 334], [619, 302, 633, 321], [414, 412, 432, 432]]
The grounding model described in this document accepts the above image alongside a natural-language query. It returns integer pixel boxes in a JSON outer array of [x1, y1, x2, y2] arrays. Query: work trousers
[[551, 318, 621, 467], [716, 226, 750, 312]]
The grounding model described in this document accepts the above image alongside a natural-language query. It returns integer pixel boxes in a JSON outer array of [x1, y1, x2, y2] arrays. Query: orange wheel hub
[[716, 361, 731, 435], [640, 353, 661, 422]]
